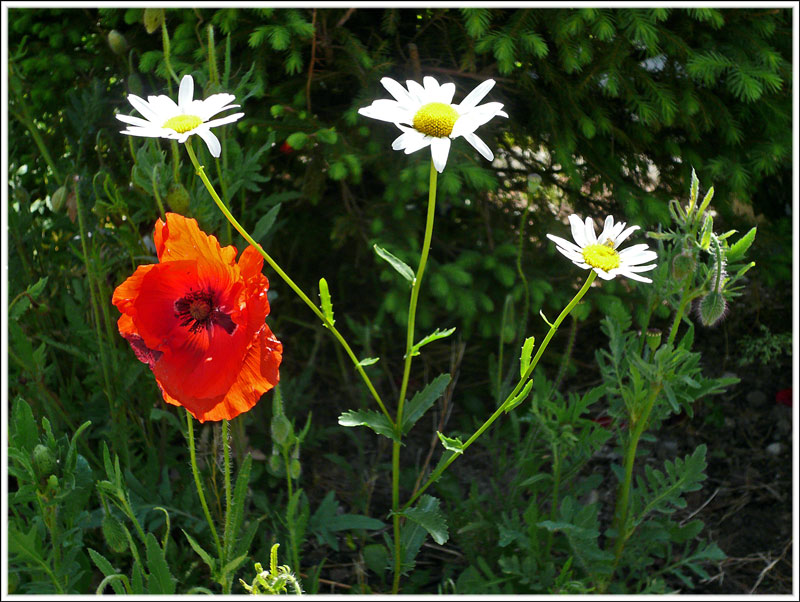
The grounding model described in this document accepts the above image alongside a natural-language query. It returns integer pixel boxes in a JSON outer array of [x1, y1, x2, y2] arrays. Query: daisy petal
[[358, 100, 413, 124], [459, 79, 496, 111], [195, 127, 221, 157], [178, 75, 194, 111], [116, 113, 156, 128], [584, 217, 597, 244], [615, 270, 653, 283], [392, 129, 431, 154], [463, 131, 493, 161], [546, 233, 584, 256], [406, 79, 427, 104], [437, 82, 456, 105], [615, 225, 640, 246], [126, 94, 161, 122], [430, 137, 451, 173], [203, 113, 245, 129], [568, 214, 588, 247], [380, 77, 415, 108]]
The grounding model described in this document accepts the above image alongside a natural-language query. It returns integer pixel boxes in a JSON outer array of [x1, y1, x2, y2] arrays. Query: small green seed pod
[[671, 250, 696, 282], [645, 329, 662, 353]]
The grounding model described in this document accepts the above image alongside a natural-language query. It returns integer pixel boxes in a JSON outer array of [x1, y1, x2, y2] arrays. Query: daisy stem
[[402, 270, 597, 512], [183, 140, 392, 423], [186, 410, 224, 574], [391, 160, 438, 594]]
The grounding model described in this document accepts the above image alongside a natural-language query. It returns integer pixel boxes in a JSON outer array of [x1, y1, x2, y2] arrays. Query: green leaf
[[373, 244, 415, 283], [183, 529, 215, 572], [326, 513, 385, 532], [338, 409, 399, 442], [88, 548, 127, 595], [688, 168, 699, 212], [520, 336, 535, 378], [436, 431, 464, 454], [402, 374, 451, 434], [357, 357, 379, 367], [403, 495, 449, 545], [11, 398, 38, 453], [145, 533, 175, 594], [251, 203, 282, 242], [504, 380, 534, 413], [725, 227, 756, 263], [408, 327, 456, 358], [318, 277, 335, 326]]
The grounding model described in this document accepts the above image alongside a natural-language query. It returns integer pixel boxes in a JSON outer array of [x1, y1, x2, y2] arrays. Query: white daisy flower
[[116, 74, 243, 158], [546, 214, 658, 283], [358, 75, 508, 173]]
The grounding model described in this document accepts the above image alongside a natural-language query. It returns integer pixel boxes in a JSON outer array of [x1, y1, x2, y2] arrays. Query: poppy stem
[[185, 410, 224, 574], [183, 139, 393, 424], [222, 419, 232, 572], [401, 270, 597, 512], [391, 160, 438, 595]]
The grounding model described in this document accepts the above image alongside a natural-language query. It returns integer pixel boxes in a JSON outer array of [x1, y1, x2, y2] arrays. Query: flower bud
[[143, 8, 165, 34], [268, 450, 283, 475], [166, 183, 190, 214], [671, 250, 696, 282], [271, 415, 292, 446], [527, 173, 542, 195], [33, 444, 57, 479], [51, 186, 68, 212], [289, 459, 301, 480], [102, 514, 129, 554], [107, 30, 128, 55], [697, 291, 727, 327], [46, 474, 59, 492]]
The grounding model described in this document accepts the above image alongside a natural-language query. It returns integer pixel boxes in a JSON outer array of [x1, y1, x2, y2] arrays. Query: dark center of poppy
[[175, 290, 236, 335]]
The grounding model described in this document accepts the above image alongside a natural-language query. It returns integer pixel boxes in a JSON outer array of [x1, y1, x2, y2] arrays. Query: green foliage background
[[6, 7, 793, 594]]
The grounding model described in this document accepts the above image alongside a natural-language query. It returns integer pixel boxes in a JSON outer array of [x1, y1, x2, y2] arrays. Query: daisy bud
[[102, 514, 129, 554], [697, 291, 727, 327], [107, 29, 128, 55], [32, 444, 57, 480], [143, 8, 165, 34], [166, 183, 191, 214], [646, 329, 662, 352], [671, 250, 696, 282], [51, 186, 67, 212]]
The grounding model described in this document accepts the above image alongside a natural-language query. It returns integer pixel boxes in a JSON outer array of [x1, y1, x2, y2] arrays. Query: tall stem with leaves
[[391, 161, 438, 594]]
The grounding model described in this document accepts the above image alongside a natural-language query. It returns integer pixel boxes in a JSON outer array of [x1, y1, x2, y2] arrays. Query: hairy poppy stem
[[186, 410, 224, 571], [402, 271, 598, 511], [183, 140, 393, 424], [222, 419, 232, 578], [391, 160, 438, 595]]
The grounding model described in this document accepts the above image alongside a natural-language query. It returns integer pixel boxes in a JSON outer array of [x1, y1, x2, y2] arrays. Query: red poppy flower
[[112, 213, 282, 422]]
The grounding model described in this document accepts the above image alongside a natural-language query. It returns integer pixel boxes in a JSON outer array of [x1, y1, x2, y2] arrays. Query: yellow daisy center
[[163, 114, 203, 133], [582, 241, 621, 271], [412, 102, 459, 137]]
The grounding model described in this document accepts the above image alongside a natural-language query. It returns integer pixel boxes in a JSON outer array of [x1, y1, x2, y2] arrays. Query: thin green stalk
[[222, 419, 232, 558], [605, 382, 662, 587], [183, 139, 392, 423], [186, 410, 224, 565], [74, 181, 117, 428], [283, 450, 300, 573], [150, 167, 166, 219], [667, 281, 695, 347], [544, 444, 561, 558], [404, 271, 598, 510], [161, 21, 180, 87], [392, 160, 438, 595]]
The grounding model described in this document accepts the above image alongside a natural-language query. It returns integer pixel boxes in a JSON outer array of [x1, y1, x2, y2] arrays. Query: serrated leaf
[[251, 203, 282, 242], [402, 374, 451, 434], [725, 227, 756, 263], [374, 244, 414, 283], [403, 495, 449, 545], [88, 548, 126, 595], [520, 336, 536, 378], [182, 529, 215, 572], [357, 357, 379, 366], [436, 431, 464, 454], [145, 533, 175, 594], [318, 277, 335, 326], [408, 327, 456, 358], [338, 409, 398, 442]]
